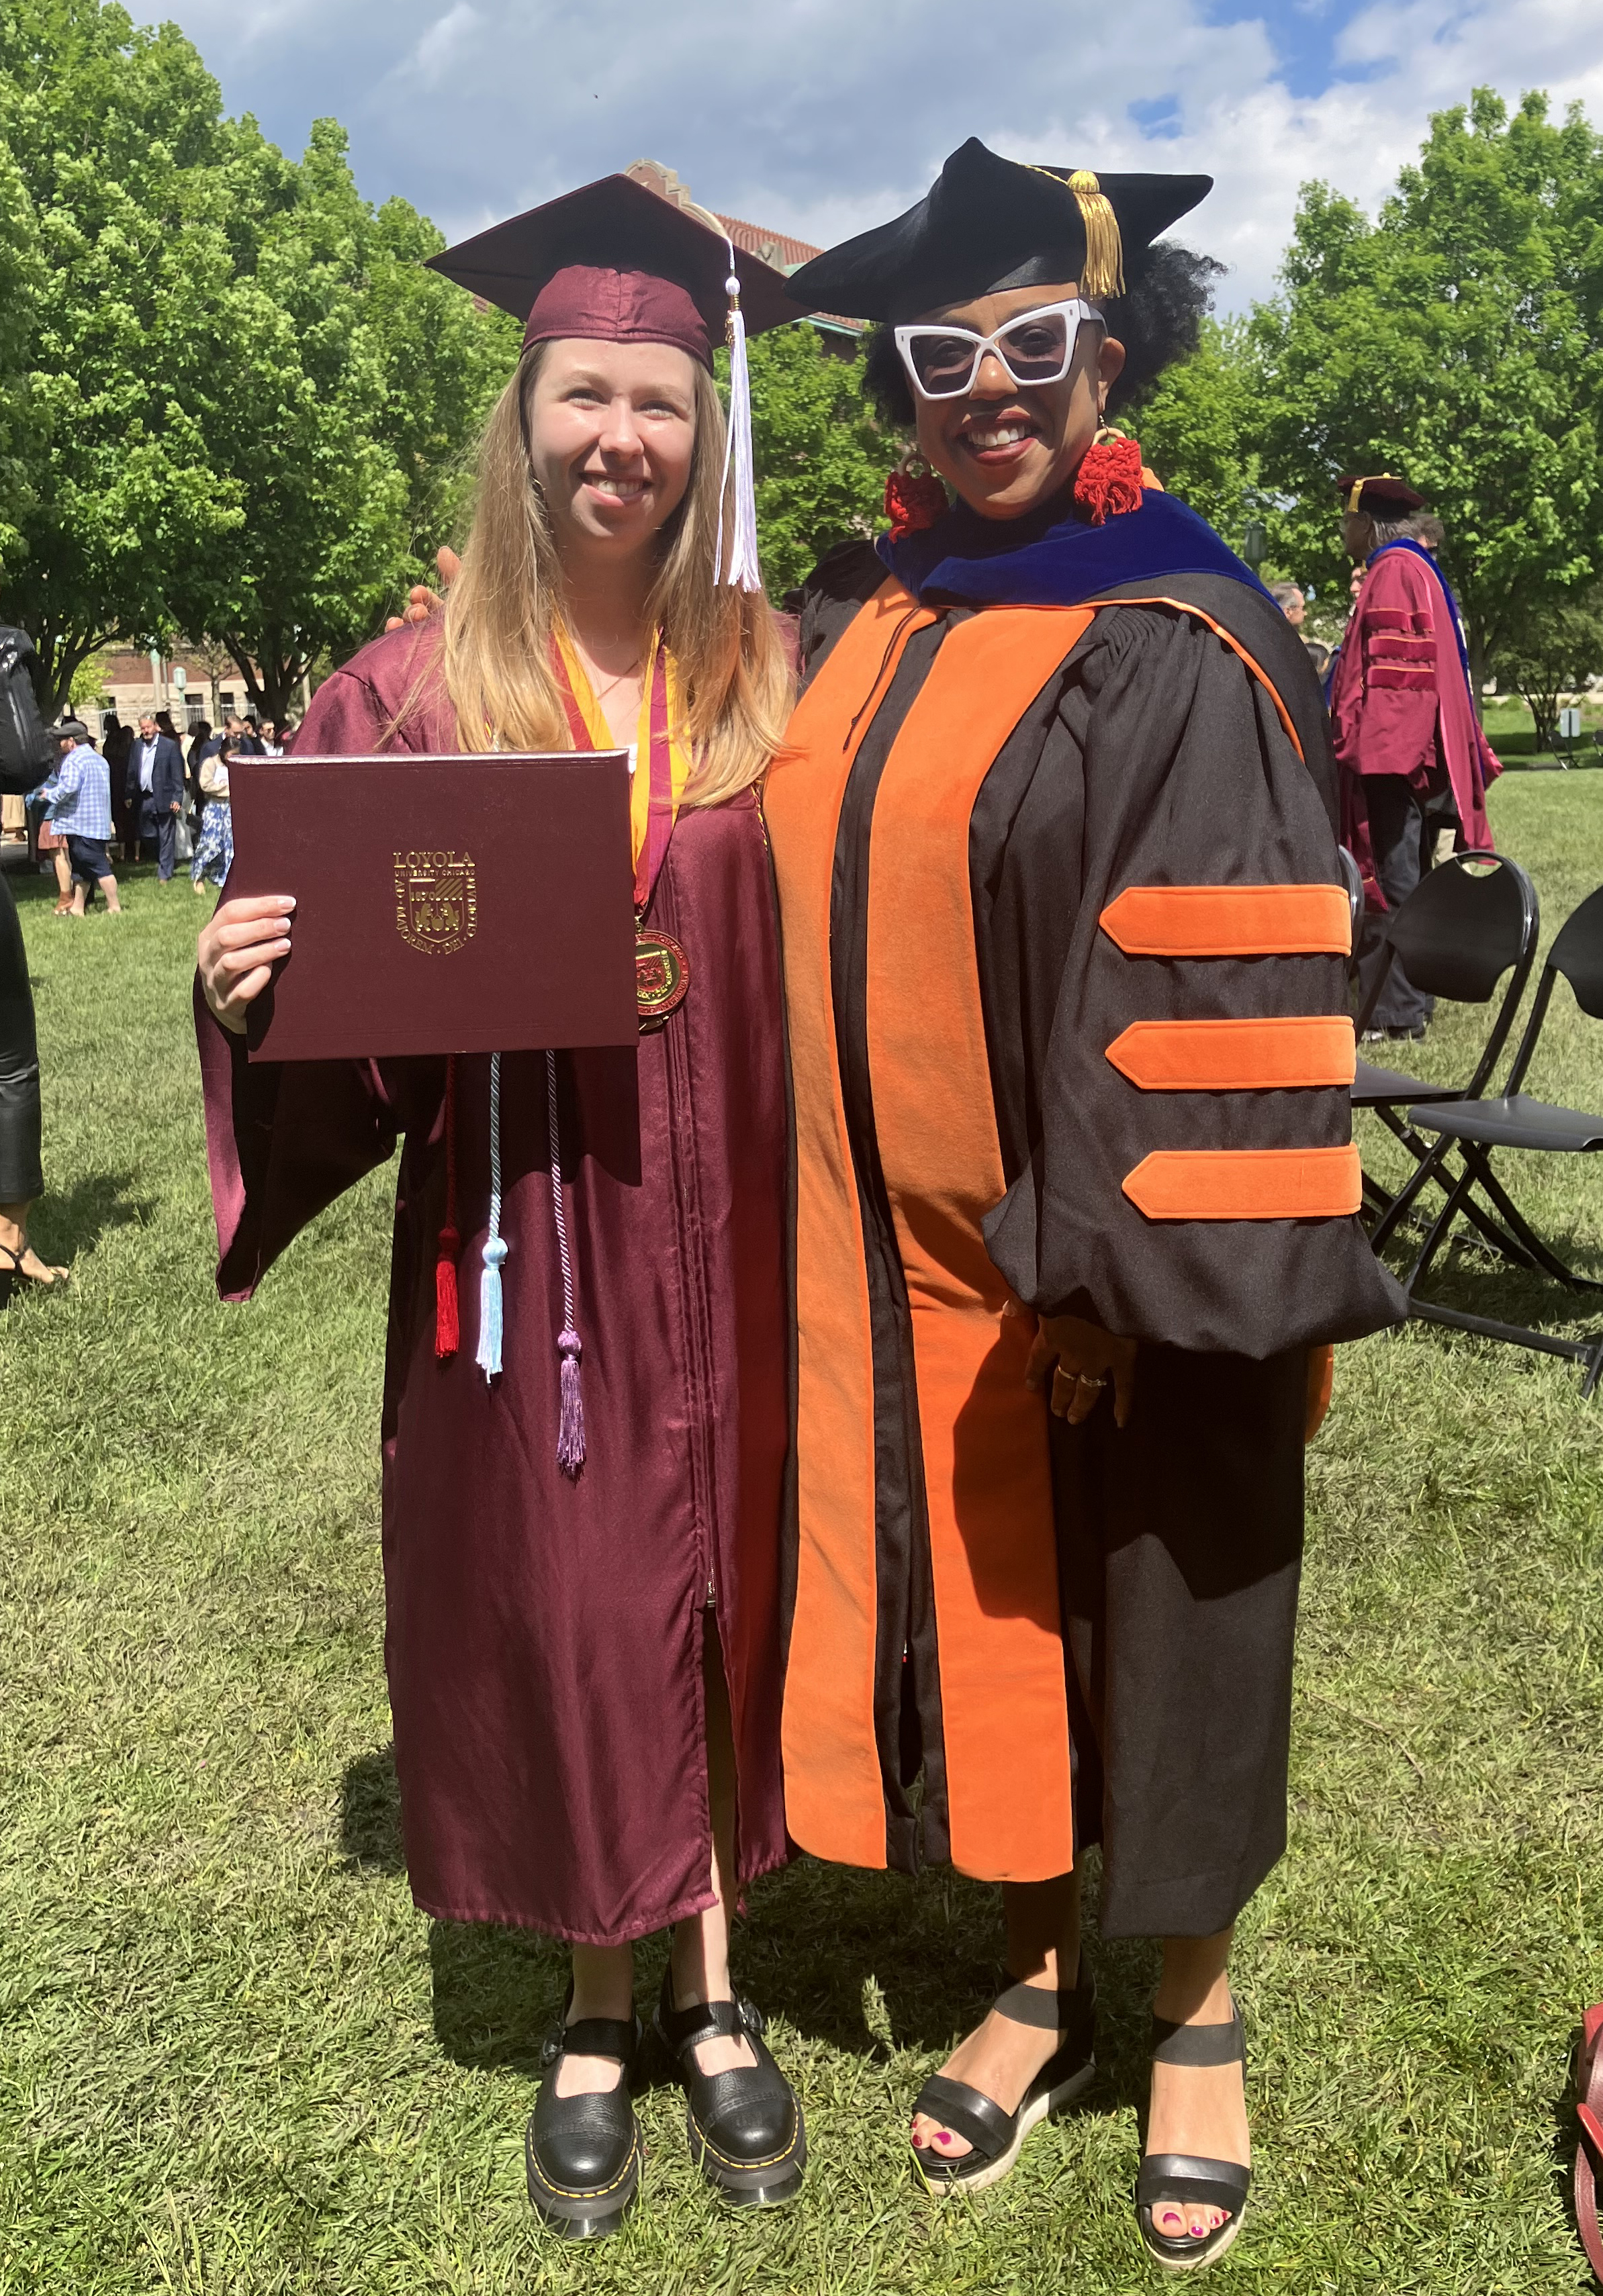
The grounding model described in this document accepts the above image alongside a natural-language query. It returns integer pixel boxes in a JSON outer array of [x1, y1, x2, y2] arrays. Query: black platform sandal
[[524, 1999, 644, 2240], [0, 1237, 67, 1294], [1136, 2006, 1252, 2271], [653, 1971, 806, 2205], [910, 1966, 1096, 2197]]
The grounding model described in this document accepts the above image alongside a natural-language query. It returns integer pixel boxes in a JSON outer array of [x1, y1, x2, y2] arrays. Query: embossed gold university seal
[[394, 849, 477, 955]]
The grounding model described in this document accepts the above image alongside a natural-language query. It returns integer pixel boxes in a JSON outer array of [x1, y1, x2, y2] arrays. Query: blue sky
[[1207, 0, 1375, 100], [159, 0, 1601, 308]]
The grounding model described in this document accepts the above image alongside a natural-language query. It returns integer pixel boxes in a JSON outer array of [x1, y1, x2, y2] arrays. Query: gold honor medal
[[635, 927, 690, 1031]]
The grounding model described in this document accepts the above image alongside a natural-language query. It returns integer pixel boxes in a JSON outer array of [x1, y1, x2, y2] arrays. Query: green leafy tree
[[1252, 89, 1603, 695], [363, 193, 521, 593], [1124, 316, 1269, 557], [0, 0, 250, 707], [744, 326, 890, 596], [66, 646, 109, 710], [187, 122, 518, 720], [0, 136, 40, 577], [1496, 589, 1603, 754], [0, 1, 514, 717], [181, 118, 414, 722]]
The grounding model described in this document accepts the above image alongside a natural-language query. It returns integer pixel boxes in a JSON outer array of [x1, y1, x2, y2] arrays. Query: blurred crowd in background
[[1, 706, 296, 913]]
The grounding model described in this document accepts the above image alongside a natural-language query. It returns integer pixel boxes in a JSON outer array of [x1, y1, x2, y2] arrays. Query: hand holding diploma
[[198, 894, 295, 1034]]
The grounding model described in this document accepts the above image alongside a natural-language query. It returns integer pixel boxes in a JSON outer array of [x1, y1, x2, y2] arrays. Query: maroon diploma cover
[[228, 752, 638, 1061]]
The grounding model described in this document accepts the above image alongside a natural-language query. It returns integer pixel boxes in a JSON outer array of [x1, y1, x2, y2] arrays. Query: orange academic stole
[[767, 584, 1090, 1882], [765, 582, 938, 1872]]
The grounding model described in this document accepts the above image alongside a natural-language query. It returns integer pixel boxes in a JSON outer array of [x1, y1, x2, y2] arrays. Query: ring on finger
[[1074, 1373, 1107, 1389]]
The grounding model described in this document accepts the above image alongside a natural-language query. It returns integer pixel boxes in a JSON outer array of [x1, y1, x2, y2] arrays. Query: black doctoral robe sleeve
[[982, 604, 1405, 1357]]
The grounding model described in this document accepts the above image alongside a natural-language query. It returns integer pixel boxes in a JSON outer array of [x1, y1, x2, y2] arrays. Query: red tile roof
[[715, 213, 823, 273]]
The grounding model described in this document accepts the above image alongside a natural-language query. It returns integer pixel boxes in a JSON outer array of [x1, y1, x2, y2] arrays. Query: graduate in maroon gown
[[1330, 473, 1501, 1039], [195, 177, 807, 2237]]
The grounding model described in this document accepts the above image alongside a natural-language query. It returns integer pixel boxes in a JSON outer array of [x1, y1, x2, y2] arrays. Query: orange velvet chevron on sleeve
[[1099, 883, 1351, 958], [1105, 1015, 1356, 1091], [1122, 1145, 1363, 1221]]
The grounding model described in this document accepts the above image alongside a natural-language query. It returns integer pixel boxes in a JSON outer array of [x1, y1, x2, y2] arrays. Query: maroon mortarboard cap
[[428, 174, 805, 370], [1338, 472, 1426, 516]]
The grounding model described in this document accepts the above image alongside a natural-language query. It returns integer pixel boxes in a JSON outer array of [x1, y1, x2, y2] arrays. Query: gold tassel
[[1067, 170, 1126, 301]]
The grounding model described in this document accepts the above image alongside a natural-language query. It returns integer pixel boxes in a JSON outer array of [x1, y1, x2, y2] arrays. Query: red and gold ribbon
[[551, 626, 694, 913]]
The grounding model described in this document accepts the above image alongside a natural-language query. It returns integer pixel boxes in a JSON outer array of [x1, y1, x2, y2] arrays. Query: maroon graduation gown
[[196, 624, 790, 1944]]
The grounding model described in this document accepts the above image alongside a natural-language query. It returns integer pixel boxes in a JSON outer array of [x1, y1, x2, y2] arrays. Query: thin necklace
[[587, 656, 643, 704]]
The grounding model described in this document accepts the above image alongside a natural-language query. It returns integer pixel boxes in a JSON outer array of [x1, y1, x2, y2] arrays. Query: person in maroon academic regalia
[[1329, 473, 1501, 1042], [193, 177, 808, 2238]]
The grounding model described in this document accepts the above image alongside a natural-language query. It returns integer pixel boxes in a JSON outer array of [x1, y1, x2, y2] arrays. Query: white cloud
[[388, 1, 483, 90], [158, 0, 1602, 309]]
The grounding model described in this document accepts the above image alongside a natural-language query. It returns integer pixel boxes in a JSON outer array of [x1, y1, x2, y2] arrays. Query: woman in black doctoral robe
[[764, 142, 1403, 2268]]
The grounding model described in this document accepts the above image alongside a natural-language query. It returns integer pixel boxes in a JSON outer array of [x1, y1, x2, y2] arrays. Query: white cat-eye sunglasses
[[893, 297, 1104, 401]]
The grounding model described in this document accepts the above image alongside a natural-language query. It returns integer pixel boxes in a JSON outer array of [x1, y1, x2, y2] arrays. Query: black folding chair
[[1357, 852, 1541, 1257], [1338, 843, 1364, 937], [1401, 883, 1603, 1394]]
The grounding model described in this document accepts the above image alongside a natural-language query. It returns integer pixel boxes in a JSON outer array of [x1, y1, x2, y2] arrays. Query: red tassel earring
[[1073, 424, 1146, 526], [884, 448, 948, 540]]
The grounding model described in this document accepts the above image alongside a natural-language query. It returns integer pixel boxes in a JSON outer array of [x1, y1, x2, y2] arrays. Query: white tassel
[[477, 1236, 506, 1378], [475, 1051, 506, 1382], [715, 267, 763, 591]]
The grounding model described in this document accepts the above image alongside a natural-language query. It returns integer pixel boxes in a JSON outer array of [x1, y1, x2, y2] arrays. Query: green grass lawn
[[5, 790, 1603, 2295]]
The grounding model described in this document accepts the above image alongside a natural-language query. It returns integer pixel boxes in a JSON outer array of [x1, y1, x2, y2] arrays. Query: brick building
[[84, 649, 300, 738]]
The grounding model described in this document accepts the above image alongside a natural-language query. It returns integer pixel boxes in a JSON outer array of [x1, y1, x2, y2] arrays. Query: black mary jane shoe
[[653, 1971, 807, 2205], [1136, 2005, 1252, 2272], [525, 2001, 645, 2240], [910, 1966, 1096, 2197]]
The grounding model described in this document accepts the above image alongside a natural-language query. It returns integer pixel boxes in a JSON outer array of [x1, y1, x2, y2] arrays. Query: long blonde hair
[[434, 344, 792, 806]]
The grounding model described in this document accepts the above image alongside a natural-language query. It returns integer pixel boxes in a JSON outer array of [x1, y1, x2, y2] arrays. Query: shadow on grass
[[5, 851, 177, 911], [342, 1745, 1157, 2109], [336, 1749, 568, 2077], [4, 856, 57, 911], [1371, 1176, 1603, 1380], [741, 1850, 1159, 2117], [412, 1817, 1154, 2123], [18, 1168, 151, 1276], [1388, 1237, 1603, 1383], [1550, 2020, 1594, 2279], [340, 1743, 405, 1873], [428, 1923, 569, 2076]]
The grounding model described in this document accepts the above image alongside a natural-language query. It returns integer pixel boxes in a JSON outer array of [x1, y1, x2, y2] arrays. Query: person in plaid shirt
[[31, 722, 122, 916]]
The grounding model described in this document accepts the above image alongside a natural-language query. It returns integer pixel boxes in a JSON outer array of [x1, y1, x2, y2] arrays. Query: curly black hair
[[860, 242, 1222, 430]]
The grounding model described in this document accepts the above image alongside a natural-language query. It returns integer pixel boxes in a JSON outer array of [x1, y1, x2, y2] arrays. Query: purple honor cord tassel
[[546, 1049, 586, 1478]]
